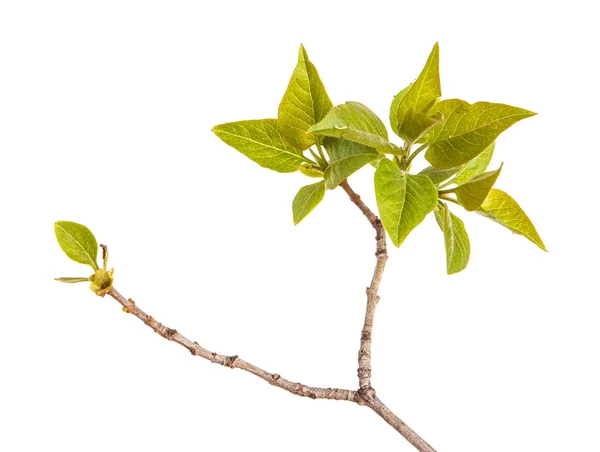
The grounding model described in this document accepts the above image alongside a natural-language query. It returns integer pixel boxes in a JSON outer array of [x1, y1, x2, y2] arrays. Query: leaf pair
[[434, 187, 545, 275], [212, 45, 333, 174], [213, 46, 334, 224], [55, 221, 115, 296], [390, 43, 442, 147]]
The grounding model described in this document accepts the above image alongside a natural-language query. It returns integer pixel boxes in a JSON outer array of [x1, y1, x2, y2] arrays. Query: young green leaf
[[392, 43, 441, 138], [401, 109, 443, 147], [55, 277, 91, 283], [323, 137, 379, 189], [278, 45, 333, 150], [292, 180, 326, 225], [389, 84, 412, 136], [54, 221, 99, 270], [424, 99, 535, 168], [451, 164, 503, 211], [434, 203, 470, 274], [419, 165, 461, 186], [212, 119, 308, 173], [308, 102, 401, 154], [374, 159, 438, 247], [451, 142, 495, 186], [299, 163, 324, 178], [477, 189, 546, 251]]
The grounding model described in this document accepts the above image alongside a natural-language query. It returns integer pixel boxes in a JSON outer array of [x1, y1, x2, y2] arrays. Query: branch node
[[156, 325, 177, 340], [272, 373, 281, 381], [358, 386, 377, 401], [165, 328, 178, 340], [223, 355, 239, 368]]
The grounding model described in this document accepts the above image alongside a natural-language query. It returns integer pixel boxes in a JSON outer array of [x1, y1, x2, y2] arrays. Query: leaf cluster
[[212, 44, 545, 274], [54, 221, 114, 296]]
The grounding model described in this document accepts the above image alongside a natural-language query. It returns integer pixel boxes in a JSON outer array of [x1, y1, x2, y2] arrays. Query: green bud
[[89, 268, 114, 297]]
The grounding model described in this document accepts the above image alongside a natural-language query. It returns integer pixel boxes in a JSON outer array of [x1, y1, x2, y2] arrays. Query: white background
[[1, 1, 598, 451]]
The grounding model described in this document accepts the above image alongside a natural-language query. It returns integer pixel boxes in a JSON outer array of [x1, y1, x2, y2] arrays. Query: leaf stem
[[405, 143, 429, 168], [316, 141, 327, 164], [309, 148, 326, 169], [439, 194, 459, 205]]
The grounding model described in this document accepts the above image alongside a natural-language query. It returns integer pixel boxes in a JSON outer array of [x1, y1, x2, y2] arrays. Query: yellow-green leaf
[[212, 119, 307, 173], [323, 137, 379, 189], [389, 84, 412, 137], [54, 221, 99, 270], [477, 189, 546, 251], [419, 166, 461, 186], [374, 159, 438, 247], [299, 163, 324, 178], [308, 102, 401, 154], [292, 180, 326, 225], [392, 43, 441, 138], [451, 164, 503, 211], [452, 142, 495, 186], [55, 277, 91, 283], [424, 99, 535, 169], [435, 203, 470, 274], [278, 45, 333, 150], [401, 109, 443, 147]]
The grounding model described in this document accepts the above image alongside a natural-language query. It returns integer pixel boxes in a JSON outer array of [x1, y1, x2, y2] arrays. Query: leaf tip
[[298, 43, 309, 61]]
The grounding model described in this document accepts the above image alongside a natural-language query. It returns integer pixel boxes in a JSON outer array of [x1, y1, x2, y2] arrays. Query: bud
[[89, 268, 114, 297], [299, 163, 324, 178]]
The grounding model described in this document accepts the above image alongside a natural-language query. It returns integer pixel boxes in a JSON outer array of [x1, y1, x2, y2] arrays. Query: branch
[[108, 286, 358, 402], [95, 182, 435, 451], [340, 180, 436, 452], [340, 180, 387, 390]]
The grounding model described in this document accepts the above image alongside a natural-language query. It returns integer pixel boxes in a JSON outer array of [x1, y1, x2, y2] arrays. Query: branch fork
[[102, 180, 435, 452]]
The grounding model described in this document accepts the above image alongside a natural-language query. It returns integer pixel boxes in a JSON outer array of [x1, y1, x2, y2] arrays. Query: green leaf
[[323, 137, 379, 189], [424, 99, 535, 168], [389, 84, 412, 136], [477, 189, 546, 251], [374, 159, 438, 247], [451, 164, 503, 211], [55, 277, 91, 283], [278, 45, 333, 150], [299, 163, 324, 178], [452, 142, 495, 186], [435, 203, 470, 274], [212, 119, 307, 173], [393, 43, 442, 138], [308, 102, 401, 154], [54, 221, 99, 270], [292, 181, 326, 225], [419, 165, 460, 185], [401, 108, 443, 146]]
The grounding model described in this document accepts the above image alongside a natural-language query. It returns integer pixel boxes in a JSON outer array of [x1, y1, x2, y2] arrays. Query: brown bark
[[98, 180, 436, 451]]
